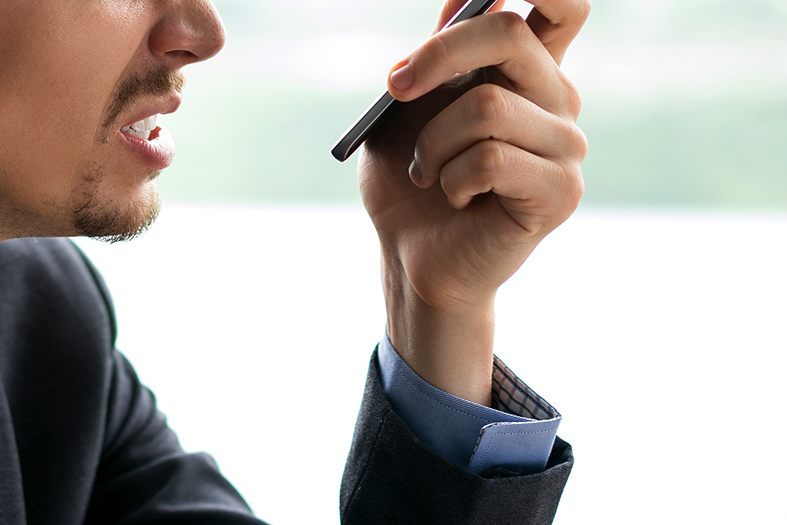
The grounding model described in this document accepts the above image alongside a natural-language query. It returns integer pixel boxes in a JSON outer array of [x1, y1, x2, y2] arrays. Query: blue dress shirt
[[377, 334, 561, 476]]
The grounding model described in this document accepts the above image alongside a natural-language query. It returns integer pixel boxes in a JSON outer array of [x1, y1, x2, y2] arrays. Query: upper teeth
[[122, 115, 158, 140]]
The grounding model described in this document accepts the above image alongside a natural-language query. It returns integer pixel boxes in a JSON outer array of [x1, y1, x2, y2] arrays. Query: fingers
[[388, 0, 589, 102], [439, 139, 585, 232], [388, 11, 563, 114], [410, 83, 579, 185], [429, 0, 588, 64], [388, 0, 589, 227], [408, 81, 587, 226], [527, 0, 591, 65]]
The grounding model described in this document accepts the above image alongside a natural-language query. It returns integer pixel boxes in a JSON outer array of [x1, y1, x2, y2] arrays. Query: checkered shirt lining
[[491, 356, 557, 420]]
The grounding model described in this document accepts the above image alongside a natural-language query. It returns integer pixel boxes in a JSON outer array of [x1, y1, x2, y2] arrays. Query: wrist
[[382, 254, 496, 407]]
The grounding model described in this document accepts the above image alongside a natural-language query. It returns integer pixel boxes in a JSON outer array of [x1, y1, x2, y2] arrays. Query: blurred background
[[77, 0, 787, 523]]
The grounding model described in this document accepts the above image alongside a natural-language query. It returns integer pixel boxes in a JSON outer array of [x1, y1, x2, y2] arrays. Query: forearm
[[382, 251, 496, 407]]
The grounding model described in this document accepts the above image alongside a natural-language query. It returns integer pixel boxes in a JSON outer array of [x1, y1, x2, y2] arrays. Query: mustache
[[103, 67, 185, 129]]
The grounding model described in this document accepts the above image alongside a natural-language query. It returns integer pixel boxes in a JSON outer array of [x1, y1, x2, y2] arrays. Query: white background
[[77, 205, 787, 524]]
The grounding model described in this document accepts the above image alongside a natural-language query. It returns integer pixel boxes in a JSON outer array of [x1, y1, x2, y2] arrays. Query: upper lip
[[119, 92, 183, 131]]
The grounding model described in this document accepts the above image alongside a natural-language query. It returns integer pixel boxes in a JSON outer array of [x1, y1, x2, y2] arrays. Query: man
[[0, 0, 588, 523]]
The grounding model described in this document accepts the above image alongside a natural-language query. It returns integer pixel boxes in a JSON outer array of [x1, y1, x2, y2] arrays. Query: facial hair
[[72, 67, 185, 243]]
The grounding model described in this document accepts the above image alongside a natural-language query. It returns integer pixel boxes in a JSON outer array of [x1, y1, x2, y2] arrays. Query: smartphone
[[331, 0, 499, 162]]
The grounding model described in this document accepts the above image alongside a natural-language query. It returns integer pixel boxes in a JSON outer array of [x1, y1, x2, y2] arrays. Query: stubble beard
[[71, 165, 162, 244], [70, 67, 183, 243]]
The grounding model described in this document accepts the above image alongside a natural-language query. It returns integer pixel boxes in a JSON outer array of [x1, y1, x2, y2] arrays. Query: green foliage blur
[[160, 0, 787, 209]]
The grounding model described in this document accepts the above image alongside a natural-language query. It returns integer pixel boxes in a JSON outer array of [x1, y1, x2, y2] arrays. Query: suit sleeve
[[340, 351, 573, 525], [84, 349, 266, 525], [65, 243, 265, 525]]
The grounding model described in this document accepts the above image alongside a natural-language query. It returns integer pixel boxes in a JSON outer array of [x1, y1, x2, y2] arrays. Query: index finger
[[388, 12, 567, 113], [527, 0, 591, 65], [434, 0, 590, 65]]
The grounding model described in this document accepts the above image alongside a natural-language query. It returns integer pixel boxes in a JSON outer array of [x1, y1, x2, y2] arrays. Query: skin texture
[[0, 0, 225, 242], [361, 0, 590, 405], [0, 0, 589, 410]]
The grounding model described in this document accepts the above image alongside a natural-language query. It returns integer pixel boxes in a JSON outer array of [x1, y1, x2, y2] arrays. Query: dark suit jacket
[[0, 238, 572, 524]]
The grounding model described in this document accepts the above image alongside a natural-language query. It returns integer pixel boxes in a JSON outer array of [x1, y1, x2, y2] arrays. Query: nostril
[[147, 2, 226, 65], [166, 49, 199, 63]]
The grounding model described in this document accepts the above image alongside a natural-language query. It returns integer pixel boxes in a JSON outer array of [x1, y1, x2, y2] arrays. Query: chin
[[72, 183, 162, 243]]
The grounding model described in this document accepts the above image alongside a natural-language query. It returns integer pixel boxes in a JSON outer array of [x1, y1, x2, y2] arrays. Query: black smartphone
[[331, 0, 499, 162]]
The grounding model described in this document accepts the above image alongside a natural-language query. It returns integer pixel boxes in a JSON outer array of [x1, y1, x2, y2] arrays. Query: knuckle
[[550, 120, 587, 211], [555, 71, 583, 120], [558, 119, 588, 161], [494, 11, 530, 44], [423, 32, 452, 71], [572, 124, 589, 161], [470, 140, 506, 179], [471, 85, 509, 128], [559, 162, 585, 210]]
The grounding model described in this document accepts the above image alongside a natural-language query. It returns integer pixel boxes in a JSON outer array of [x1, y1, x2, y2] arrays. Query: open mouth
[[121, 115, 159, 141], [118, 114, 175, 170]]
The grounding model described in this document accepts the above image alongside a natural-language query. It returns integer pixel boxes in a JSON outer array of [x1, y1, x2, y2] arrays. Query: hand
[[360, 0, 590, 406]]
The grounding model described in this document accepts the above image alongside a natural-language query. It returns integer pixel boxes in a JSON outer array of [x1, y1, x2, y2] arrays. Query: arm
[[341, 349, 573, 525], [85, 349, 264, 525], [343, 0, 589, 521], [69, 241, 265, 524], [362, 0, 589, 407], [377, 333, 562, 475]]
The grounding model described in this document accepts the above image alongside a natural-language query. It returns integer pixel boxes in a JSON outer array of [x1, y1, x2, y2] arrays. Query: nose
[[148, 0, 227, 67]]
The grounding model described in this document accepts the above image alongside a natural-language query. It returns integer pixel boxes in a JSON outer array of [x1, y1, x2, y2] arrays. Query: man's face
[[0, 0, 225, 242]]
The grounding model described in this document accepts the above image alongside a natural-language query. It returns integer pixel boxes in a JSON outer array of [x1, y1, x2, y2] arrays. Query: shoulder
[[0, 237, 105, 288], [0, 237, 117, 347], [0, 239, 124, 522]]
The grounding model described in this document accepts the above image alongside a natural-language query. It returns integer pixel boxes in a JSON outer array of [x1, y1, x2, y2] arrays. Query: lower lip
[[120, 124, 176, 170]]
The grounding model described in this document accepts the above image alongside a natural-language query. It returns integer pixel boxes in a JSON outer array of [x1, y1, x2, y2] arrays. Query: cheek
[[0, 2, 148, 200]]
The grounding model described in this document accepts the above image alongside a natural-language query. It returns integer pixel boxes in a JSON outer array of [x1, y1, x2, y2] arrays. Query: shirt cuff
[[377, 333, 561, 476]]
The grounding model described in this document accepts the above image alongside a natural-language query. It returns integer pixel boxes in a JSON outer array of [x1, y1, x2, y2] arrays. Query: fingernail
[[390, 64, 414, 91], [409, 158, 423, 183]]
